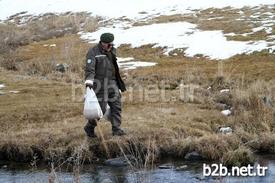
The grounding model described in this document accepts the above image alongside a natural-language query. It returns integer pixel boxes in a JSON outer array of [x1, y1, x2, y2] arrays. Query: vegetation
[[0, 11, 274, 168]]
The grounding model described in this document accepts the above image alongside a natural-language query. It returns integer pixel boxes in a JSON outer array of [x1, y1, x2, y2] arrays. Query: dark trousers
[[85, 80, 122, 132]]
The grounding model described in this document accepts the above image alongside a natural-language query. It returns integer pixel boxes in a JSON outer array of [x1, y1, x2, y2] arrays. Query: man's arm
[[85, 48, 96, 87]]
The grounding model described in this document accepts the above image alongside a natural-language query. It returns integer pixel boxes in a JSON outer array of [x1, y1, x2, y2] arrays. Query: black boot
[[84, 122, 97, 138], [112, 128, 126, 136]]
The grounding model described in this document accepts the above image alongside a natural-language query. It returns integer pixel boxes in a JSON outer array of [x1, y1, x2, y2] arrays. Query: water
[[1, 155, 275, 183]]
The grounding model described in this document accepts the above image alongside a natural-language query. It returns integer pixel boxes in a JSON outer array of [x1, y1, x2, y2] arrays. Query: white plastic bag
[[83, 87, 103, 120]]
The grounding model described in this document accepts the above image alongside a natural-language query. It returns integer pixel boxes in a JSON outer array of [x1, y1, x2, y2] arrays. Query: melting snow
[[0, 0, 274, 59], [0, 0, 274, 20], [252, 27, 265, 32], [119, 61, 157, 70], [117, 57, 157, 70], [117, 57, 135, 62], [80, 22, 271, 59]]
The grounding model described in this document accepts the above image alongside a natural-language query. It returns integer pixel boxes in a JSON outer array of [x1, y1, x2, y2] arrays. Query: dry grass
[[222, 146, 255, 167], [0, 35, 91, 84], [0, 16, 275, 167], [226, 30, 270, 41], [0, 12, 98, 71], [1, 63, 274, 164]]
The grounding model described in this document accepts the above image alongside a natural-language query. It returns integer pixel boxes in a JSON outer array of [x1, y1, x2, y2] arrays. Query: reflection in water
[[1, 155, 275, 183]]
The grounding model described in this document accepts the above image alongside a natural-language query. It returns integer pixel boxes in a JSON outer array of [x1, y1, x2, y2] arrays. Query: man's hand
[[85, 80, 94, 89], [86, 83, 93, 89]]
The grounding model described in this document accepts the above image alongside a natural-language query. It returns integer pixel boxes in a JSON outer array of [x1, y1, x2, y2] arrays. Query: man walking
[[84, 33, 126, 137]]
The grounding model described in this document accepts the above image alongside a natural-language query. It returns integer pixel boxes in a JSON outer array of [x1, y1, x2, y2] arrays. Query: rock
[[105, 157, 128, 167], [219, 127, 233, 134], [105, 155, 134, 167], [220, 89, 230, 93], [39, 76, 48, 80], [184, 151, 203, 161], [221, 109, 232, 116], [158, 164, 174, 169], [101, 179, 113, 183], [160, 108, 176, 114], [15, 75, 31, 81], [175, 165, 188, 171], [2, 165, 7, 169], [0, 84, 5, 89], [171, 111, 176, 115], [56, 63, 69, 73], [0, 91, 5, 95], [195, 175, 206, 181]]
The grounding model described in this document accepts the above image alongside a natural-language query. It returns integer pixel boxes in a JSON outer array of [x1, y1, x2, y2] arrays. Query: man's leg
[[84, 91, 107, 137], [108, 80, 125, 135], [84, 119, 97, 138]]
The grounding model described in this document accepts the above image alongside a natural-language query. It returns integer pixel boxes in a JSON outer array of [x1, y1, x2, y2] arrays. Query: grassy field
[[0, 14, 275, 168]]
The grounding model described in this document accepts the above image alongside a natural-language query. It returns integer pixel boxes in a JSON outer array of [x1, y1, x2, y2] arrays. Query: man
[[84, 33, 126, 138]]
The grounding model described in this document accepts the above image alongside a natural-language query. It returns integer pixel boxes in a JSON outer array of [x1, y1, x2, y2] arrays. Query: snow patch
[[117, 58, 157, 70], [117, 57, 135, 62], [9, 90, 20, 94], [0, 0, 274, 20], [1, 0, 274, 59], [43, 44, 56, 47], [80, 22, 272, 60], [252, 27, 265, 32]]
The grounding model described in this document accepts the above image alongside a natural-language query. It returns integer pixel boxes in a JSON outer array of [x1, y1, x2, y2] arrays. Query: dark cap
[[100, 33, 114, 43]]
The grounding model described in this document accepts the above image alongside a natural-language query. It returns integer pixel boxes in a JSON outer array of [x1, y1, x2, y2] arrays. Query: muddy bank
[[1, 155, 275, 183], [0, 134, 259, 168]]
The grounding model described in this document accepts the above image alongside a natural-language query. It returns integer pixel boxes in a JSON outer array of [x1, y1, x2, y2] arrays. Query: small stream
[[1, 155, 275, 183]]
